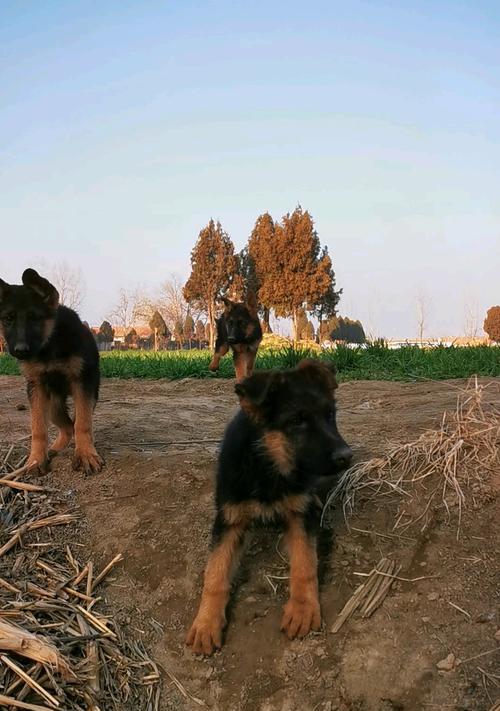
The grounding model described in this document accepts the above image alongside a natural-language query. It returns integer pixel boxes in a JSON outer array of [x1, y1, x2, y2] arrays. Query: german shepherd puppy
[[0, 269, 103, 475], [209, 293, 262, 382], [186, 359, 352, 654]]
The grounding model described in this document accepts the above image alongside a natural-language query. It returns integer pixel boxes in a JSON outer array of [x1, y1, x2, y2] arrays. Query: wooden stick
[[0, 654, 59, 708], [0, 618, 73, 679], [0, 694, 54, 711], [91, 554, 123, 592], [0, 478, 46, 491]]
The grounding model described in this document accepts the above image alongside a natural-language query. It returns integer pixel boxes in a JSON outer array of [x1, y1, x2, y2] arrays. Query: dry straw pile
[[324, 377, 500, 537], [0, 442, 160, 711]]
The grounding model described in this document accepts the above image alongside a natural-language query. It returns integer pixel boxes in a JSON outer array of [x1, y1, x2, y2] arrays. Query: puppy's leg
[[71, 383, 103, 474], [281, 513, 321, 639], [186, 513, 246, 654], [26, 380, 50, 473], [233, 350, 248, 383], [209, 339, 229, 372], [246, 347, 258, 378], [49, 394, 74, 454]]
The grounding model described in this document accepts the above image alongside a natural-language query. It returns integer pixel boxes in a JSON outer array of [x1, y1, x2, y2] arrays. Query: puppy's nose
[[13, 343, 30, 359], [227, 336, 236, 344], [332, 445, 353, 469]]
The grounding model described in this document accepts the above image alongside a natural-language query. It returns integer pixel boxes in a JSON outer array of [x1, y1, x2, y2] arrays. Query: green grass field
[[0, 344, 498, 381]]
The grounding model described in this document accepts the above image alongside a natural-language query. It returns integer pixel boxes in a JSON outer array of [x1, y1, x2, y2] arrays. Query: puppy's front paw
[[186, 615, 224, 655], [281, 598, 321, 639], [26, 452, 50, 475], [72, 448, 104, 475]]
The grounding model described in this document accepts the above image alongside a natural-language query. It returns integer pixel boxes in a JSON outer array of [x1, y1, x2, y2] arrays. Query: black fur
[[0, 269, 103, 474], [209, 295, 263, 381], [186, 359, 352, 654]]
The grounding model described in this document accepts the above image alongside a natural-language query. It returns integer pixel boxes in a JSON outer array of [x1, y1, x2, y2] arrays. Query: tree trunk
[[154, 327, 158, 352], [262, 307, 272, 333], [292, 307, 299, 343]]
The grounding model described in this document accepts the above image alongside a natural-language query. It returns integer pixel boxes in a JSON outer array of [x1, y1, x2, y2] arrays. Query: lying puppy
[[0, 269, 103, 475], [209, 293, 262, 382], [187, 358, 352, 654]]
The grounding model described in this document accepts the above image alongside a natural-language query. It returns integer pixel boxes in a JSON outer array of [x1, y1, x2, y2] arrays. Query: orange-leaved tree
[[259, 206, 334, 340], [183, 219, 239, 347], [247, 212, 278, 332], [483, 306, 500, 342]]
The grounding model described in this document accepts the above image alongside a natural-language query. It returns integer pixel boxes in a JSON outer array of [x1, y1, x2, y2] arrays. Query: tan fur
[[42, 317, 56, 345], [262, 431, 294, 475], [186, 524, 246, 654], [281, 514, 321, 639], [26, 383, 49, 470], [222, 493, 313, 526], [22, 355, 83, 382]]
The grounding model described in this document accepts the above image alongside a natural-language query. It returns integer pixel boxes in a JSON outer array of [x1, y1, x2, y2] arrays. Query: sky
[[1, 0, 499, 338]]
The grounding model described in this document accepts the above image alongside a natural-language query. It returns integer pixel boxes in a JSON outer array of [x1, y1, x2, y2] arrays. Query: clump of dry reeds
[[0, 441, 161, 710], [324, 377, 500, 537]]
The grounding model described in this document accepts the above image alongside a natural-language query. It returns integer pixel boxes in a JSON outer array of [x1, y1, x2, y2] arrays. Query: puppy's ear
[[22, 269, 59, 308], [245, 290, 258, 318], [221, 296, 234, 311], [235, 371, 277, 419], [0, 278, 10, 303], [296, 358, 338, 393]]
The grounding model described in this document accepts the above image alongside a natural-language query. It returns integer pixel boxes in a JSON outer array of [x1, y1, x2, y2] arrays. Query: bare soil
[[1, 375, 499, 711]]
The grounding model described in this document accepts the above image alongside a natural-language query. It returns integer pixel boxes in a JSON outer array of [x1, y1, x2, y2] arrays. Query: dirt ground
[[1, 375, 499, 711]]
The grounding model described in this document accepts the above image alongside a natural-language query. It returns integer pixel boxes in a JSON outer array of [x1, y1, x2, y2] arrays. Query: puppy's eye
[[289, 412, 308, 428], [2, 312, 14, 324]]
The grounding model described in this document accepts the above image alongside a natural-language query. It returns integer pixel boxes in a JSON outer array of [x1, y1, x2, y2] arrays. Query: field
[[0, 373, 498, 710], [1, 343, 499, 381]]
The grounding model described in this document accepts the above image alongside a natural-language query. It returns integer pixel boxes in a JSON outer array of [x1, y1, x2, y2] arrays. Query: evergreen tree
[[183, 220, 239, 347]]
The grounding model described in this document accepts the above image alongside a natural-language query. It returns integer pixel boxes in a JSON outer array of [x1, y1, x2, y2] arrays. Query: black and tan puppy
[[209, 293, 262, 382], [186, 359, 352, 654], [0, 269, 103, 475]]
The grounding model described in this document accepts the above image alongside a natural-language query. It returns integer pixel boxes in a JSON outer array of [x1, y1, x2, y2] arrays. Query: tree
[[49, 261, 86, 311], [416, 291, 430, 342], [204, 322, 211, 342], [330, 317, 366, 344], [484, 306, 500, 342], [174, 320, 184, 348], [109, 289, 137, 329], [195, 319, 205, 346], [463, 298, 479, 339], [183, 313, 195, 348], [124, 328, 138, 347], [295, 307, 309, 340], [149, 310, 169, 351], [259, 207, 333, 340], [311, 246, 341, 337], [97, 321, 115, 347], [247, 213, 277, 333], [305, 321, 316, 341], [183, 220, 239, 348]]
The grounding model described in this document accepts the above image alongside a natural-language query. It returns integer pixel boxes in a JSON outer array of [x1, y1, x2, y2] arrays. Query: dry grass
[[324, 377, 500, 537], [0, 441, 161, 710]]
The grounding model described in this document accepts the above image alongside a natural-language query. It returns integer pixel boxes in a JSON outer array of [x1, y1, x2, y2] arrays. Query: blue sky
[[1, 1, 499, 337]]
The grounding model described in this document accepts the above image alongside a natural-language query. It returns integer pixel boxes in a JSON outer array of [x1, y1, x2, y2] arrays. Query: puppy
[[0, 269, 103, 474], [187, 358, 352, 654], [209, 293, 262, 382]]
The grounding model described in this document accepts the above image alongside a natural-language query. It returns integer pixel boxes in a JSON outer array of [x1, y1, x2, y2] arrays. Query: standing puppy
[[0, 269, 103, 475], [209, 293, 262, 382], [186, 359, 352, 655]]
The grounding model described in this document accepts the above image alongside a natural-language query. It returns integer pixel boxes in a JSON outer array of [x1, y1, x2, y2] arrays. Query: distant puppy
[[186, 359, 352, 654], [0, 269, 103, 475], [209, 293, 262, 382]]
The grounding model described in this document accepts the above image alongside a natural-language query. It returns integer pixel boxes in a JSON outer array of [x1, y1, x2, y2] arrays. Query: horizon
[[2, 2, 499, 339]]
